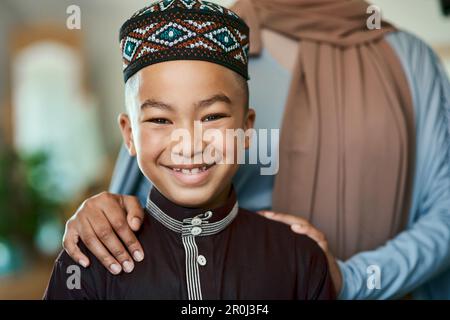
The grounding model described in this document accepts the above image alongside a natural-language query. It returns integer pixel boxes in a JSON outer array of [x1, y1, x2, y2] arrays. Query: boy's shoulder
[[235, 207, 323, 253], [44, 241, 107, 299]]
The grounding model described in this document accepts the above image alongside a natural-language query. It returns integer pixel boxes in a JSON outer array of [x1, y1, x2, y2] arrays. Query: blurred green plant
[[0, 146, 62, 244]]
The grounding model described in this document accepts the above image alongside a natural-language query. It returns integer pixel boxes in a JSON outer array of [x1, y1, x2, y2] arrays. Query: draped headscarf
[[232, 0, 415, 259]]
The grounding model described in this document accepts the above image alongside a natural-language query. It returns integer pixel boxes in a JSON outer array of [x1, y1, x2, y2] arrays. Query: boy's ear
[[244, 108, 256, 150], [118, 113, 137, 156]]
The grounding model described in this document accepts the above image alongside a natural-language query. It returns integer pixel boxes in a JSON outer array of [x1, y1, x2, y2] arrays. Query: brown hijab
[[231, 0, 415, 259]]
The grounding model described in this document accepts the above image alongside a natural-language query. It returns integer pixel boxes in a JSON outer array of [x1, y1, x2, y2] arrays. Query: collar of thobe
[[145, 186, 239, 236]]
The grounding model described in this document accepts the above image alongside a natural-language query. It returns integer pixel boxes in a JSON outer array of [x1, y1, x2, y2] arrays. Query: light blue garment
[[338, 31, 450, 300], [109, 30, 450, 299]]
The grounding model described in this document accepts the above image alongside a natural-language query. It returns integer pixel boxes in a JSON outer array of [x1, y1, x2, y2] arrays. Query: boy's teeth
[[191, 168, 200, 174], [171, 165, 212, 174]]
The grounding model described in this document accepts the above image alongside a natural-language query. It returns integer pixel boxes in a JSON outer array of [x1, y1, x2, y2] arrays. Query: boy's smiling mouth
[[162, 162, 216, 186]]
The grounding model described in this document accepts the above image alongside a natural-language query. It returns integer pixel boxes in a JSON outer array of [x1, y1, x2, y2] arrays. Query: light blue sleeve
[[338, 31, 450, 300]]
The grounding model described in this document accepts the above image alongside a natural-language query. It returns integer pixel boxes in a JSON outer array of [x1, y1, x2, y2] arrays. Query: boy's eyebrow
[[140, 99, 174, 111], [140, 94, 232, 111], [195, 93, 232, 109]]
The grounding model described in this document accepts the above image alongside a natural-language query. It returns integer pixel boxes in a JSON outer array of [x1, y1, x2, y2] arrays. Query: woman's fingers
[[258, 210, 328, 250], [86, 208, 135, 273], [258, 210, 309, 227], [62, 192, 145, 275], [122, 195, 145, 232], [98, 195, 145, 263], [62, 220, 90, 268], [291, 224, 328, 251], [78, 218, 123, 275]]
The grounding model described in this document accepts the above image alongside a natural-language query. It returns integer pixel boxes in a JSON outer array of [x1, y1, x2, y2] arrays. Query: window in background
[[11, 27, 106, 203]]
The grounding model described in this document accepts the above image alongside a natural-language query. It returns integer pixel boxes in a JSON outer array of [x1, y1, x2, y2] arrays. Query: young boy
[[44, 0, 335, 300]]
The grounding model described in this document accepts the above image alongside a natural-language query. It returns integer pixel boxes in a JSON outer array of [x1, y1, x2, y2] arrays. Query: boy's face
[[119, 60, 255, 208]]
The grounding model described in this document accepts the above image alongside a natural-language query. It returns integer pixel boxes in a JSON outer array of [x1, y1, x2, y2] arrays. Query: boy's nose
[[170, 134, 206, 164]]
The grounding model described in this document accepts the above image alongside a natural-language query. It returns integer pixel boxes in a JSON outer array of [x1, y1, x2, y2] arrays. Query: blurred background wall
[[0, 0, 449, 299]]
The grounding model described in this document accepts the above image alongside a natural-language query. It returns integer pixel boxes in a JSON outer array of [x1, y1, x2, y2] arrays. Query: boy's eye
[[202, 113, 228, 122], [147, 118, 172, 125]]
